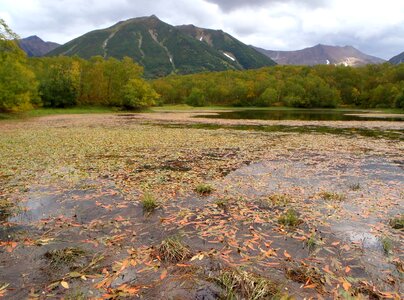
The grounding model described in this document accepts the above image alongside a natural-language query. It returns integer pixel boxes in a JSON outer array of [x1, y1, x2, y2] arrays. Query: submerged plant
[[215, 268, 279, 300]]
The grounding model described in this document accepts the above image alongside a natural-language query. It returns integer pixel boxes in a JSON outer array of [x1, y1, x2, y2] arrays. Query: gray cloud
[[0, 0, 402, 59], [205, 0, 324, 11]]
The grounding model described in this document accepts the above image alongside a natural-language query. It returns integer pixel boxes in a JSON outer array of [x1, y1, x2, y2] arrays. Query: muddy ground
[[0, 113, 403, 299]]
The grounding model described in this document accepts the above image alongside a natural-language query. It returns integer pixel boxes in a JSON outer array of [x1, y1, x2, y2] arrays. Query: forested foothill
[[152, 64, 404, 109]]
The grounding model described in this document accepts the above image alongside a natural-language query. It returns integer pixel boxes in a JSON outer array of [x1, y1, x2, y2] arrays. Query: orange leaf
[[160, 269, 168, 280], [345, 266, 351, 273], [342, 280, 351, 291], [283, 250, 291, 260]]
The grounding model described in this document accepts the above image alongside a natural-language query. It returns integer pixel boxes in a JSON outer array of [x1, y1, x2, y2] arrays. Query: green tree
[[186, 88, 206, 106], [257, 87, 278, 106], [39, 58, 81, 107]]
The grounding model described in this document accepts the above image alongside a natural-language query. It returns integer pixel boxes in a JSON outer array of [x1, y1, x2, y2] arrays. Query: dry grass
[[155, 236, 192, 263], [215, 268, 279, 300], [45, 247, 86, 269], [318, 191, 346, 201]]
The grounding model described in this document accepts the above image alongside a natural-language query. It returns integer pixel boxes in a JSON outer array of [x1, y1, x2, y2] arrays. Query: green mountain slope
[[176, 24, 275, 70], [48, 16, 275, 77]]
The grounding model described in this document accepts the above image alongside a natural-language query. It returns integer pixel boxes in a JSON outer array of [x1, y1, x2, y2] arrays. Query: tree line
[[1, 20, 403, 113], [0, 20, 158, 112], [152, 64, 404, 109]]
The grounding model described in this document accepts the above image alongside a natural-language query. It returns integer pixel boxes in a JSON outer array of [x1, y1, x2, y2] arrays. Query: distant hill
[[254, 44, 385, 66], [389, 52, 404, 64], [19, 36, 60, 57], [48, 15, 275, 78]]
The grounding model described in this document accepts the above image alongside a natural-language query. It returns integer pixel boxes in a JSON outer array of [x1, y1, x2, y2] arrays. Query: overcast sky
[[1, 0, 403, 59]]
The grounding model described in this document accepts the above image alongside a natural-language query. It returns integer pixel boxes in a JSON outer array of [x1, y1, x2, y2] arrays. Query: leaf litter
[[0, 113, 403, 299]]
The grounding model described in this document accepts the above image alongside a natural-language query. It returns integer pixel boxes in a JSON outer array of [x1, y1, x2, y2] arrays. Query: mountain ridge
[[253, 44, 385, 66], [18, 35, 60, 57]]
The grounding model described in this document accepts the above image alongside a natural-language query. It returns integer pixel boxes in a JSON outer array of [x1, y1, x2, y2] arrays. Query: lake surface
[[199, 109, 404, 121]]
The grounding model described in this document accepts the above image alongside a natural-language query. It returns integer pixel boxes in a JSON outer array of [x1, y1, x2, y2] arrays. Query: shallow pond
[[199, 109, 404, 121]]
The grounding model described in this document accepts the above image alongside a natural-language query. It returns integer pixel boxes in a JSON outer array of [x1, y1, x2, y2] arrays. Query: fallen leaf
[[160, 269, 168, 280], [60, 281, 69, 289]]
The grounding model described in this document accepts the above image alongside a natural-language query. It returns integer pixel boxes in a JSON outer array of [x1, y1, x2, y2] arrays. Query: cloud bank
[[0, 0, 402, 59]]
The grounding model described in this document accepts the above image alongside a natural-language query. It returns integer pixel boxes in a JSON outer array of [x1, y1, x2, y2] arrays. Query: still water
[[199, 109, 404, 121]]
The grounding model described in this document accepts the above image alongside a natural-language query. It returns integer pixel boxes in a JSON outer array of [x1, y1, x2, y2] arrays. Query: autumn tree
[[0, 19, 38, 112]]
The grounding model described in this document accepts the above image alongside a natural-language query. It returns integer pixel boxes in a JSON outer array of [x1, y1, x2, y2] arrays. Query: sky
[[0, 0, 403, 59]]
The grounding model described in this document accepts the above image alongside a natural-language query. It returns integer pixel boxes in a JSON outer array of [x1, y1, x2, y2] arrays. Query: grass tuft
[[260, 193, 291, 209], [306, 233, 317, 252], [214, 198, 228, 209], [389, 215, 404, 229], [215, 268, 279, 300], [141, 192, 159, 213], [381, 236, 393, 255], [45, 247, 86, 269], [278, 209, 302, 228], [156, 236, 192, 263], [195, 183, 214, 195], [0, 198, 15, 221], [348, 182, 361, 191], [319, 191, 346, 201], [286, 263, 325, 292]]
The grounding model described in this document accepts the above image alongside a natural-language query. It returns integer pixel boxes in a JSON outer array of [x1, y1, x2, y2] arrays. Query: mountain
[[389, 52, 404, 64], [18, 36, 60, 57], [176, 24, 274, 70], [47, 15, 275, 77], [254, 44, 385, 66]]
